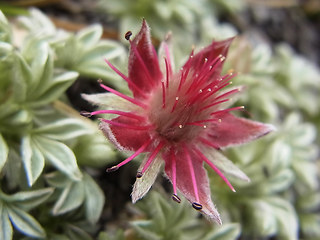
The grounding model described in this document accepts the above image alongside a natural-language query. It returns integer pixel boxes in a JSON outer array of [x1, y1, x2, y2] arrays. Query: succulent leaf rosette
[[82, 20, 274, 224]]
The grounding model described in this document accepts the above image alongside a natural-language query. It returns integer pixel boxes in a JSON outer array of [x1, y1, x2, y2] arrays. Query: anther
[[218, 119, 222, 123], [179, 124, 183, 129], [208, 88, 212, 92], [125, 31, 132, 40], [172, 194, 181, 203], [203, 125, 207, 129], [209, 66, 213, 70], [192, 202, 203, 210], [80, 111, 92, 117], [175, 97, 179, 101], [97, 79, 103, 83], [106, 165, 119, 173], [199, 89, 202, 93], [136, 171, 143, 178], [204, 58, 208, 63]]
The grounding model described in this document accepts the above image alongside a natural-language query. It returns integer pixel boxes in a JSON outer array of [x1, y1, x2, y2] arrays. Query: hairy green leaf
[[33, 118, 93, 141], [0, 10, 11, 42], [83, 173, 105, 224], [266, 197, 298, 240], [77, 24, 103, 47], [0, 134, 9, 171], [65, 224, 93, 240], [202, 223, 241, 240], [29, 71, 78, 107], [33, 135, 82, 180], [52, 181, 85, 215], [1, 188, 54, 211], [0, 202, 13, 240], [7, 205, 45, 238], [21, 135, 45, 186]]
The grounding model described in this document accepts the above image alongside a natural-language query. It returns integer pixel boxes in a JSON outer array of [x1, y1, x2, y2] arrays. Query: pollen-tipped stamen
[[164, 57, 171, 89], [193, 147, 236, 192], [140, 141, 165, 176], [214, 88, 240, 102], [170, 97, 179, 113], [98, 80, 147, 109], [192, 202, 203, 210], [161, 80, 166, 108], [100, 118, 153, 130], [210, 106, 245, 116], [184, 145, 200, 203], [172, 194, 181, 203], [80, 111, 93, 117], [85, 110, 144, 120], [185, 54, 225, 95], [106, 139, 152, 172], [170, 150, 178, 196], [199, 137, 220, 150], [104, 59, 145, 97], [197, 99, 229, 113]]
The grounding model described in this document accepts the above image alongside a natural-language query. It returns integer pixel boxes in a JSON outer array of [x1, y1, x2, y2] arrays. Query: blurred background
[[0, 0, 319, 240]]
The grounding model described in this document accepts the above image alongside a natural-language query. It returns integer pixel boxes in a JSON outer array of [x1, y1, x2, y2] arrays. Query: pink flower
[[82, 20, 274, 224]]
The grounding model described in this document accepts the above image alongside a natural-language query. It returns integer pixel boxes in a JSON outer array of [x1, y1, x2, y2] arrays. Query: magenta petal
[[128, 19, 163, 98], [99, 115, 151, 151], [164, 150, 222, 224], [206, 113, 275, 149], [186, 37, 234, 80]]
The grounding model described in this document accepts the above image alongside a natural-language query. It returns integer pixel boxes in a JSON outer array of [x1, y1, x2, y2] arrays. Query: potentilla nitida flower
[[81, 20, 274, 224]]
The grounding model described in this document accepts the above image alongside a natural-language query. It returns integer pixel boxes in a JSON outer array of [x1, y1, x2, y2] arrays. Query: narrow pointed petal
[[128, 19, 163, 97], [206, 113, 275, 149], [158, 36, 175, 74], [200, 147, 250, 182], [164, 151, 222, 224], [132, 156, 163, 203], [185, 37, 234, 80], [99, 116, 151, 151]]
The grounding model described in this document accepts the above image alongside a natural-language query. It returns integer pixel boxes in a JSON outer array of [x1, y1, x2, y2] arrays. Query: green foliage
[[0, 9, 121, 239], [131, 191, 241, 240]]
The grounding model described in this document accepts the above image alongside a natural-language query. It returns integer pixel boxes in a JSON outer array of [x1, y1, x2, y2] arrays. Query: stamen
[[161, 80, 166, 108], [193, 147, 236, 192], [192, 202, 203, 210], [100, 118, 153, 130], [210, 106, 244, 116], [98, 81, 147, 109], [106, 139, 152, 172], [199, 137, 220, 150], [197, 99, 229, 113], [80, 111, 93, 117], [172, 194, 181, 203], [140, 141, 165, 176], [214, 88, 240, 102], [104, 59, 145, 97], [184, 145, 200, 203], [171, 97, 179, 113], [170, 150, 178, 196], [86, 110, 144, 120], [164, 57, 170, 89], [125, 31, 132, 40], [136, 171, 143, 178]]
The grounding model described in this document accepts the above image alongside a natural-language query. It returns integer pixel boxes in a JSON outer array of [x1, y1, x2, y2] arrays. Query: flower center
[[148, 74, 214, 143]]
